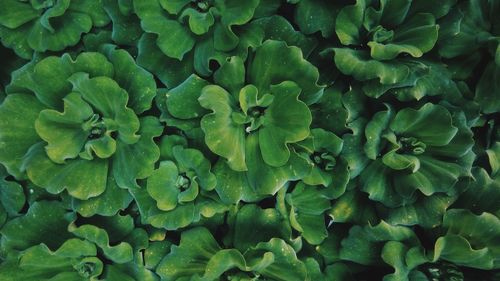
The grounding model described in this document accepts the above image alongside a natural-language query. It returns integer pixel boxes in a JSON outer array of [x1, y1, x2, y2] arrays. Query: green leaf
[[329, 189, 378, 225], [199, 85, 247, 171], [130, 187, 195, 230], [70, 0, 110, 27], [380, 193, 456, 228], [0, 24, 33, 59], [245, 238, 307, 281], [27, 12, 92, 52], [101, 45, 157, 114], [71, 175, 133, 217], [246, 133, 312, 195], [475, 62, 500, 114], [13, 239, 102, 281], [0, 165, 25, 218], [249, 15, 317, 57], [144, 241, 172, 270], [159, 0, 190, 14], [437, 0, 496, 59], [295, 0, 341, 37], [165, 74, 210, 120], [341, 117, 370, 178], [362, 60, 458, 101], [137, 33, 194, 88], [102, 0, 142, 45], [368, 13, 439, 60], [452, 168, 500, 217], [213, 56, 246, 95], [433, 209, 500, 269], [35, 93, 93, 164], [300, 128, 347, 195], [0, 0, 39, 29], [8, 52, 114, 109], [133, 0, 194, 60], [68, 72, 140, 144], [333, 48, 410, 84], [0, 201, 72, 252], [364, 105, 393, 160], [233, 204, 291, 252], [147, 161, 180, 211], [112, 117, 163, 189], [390, 103, 458, 147], [173, 146, 216, 191], [0, 94, 44, 178], [335, 0, 366, 45], [180, 8, 215, 35], [381, 241, 428, 281], [213, 0, 260, 51], [286, 183, 330, 245], [157, 227, 246, 280], [259, 81, 312, 166], [24, 142, 108, 200], [248, 40, 323, 105], [339, 220, 418, 265], [69, 223, 134, 264], [213, 160, 247, 204]]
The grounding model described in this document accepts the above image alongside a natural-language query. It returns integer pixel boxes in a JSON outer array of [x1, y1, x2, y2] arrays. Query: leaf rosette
[[198, 40, 320, 167], [133, 0, 278, 88], [339, 220, 432, 281], [156, 227, 308, 281], [156, 40, 321, 197], [131, 135, 227, 230], [0, 46, 160, 201], [359, 103, 475, 211], [437, 0, 500, 66], [294, 128, 349, 199], [431, 209, 500, 270], [332, 0, 459, 101], [0, 0, 110, 59], [0, 200, 158, 280]]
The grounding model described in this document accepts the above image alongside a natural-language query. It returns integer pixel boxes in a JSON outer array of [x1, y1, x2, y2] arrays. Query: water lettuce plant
[[0, 1, 499, 280]]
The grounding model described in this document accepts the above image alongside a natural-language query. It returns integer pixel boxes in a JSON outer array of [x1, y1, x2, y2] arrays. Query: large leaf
[[433, 209, 500, 270], [69, 223, 134, 264], [199, 85, 247, 171], [35, 92, 94, 164], [286, 183, 330, 245], [0, 94, 44, 178], [245, 238, 307, 281], [233, 204, 291, 252], [24, 142, 108, 200], [248, 40, 323, 105], [156, 227, 246, 280], [112, 117, 163, 189], [71, 175, 133, 217], [0, 201, 72, 252], [133, 0, 194, 60], [259, 81, 312, 167], [246, 133, 312, 196], [137, 33, 194, 88]]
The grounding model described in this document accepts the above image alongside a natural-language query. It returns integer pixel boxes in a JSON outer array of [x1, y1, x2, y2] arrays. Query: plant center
[[420, 261, 464, 281], [249, 106, 266, 118], [244, 106, 267, 134], [176, 173, 191, 191], [398, 136, 426, 155], [371, 25, 394, 43], [75, 262, 96, 278], [311, 151, 336, 171], [82, 114, 106, 140], [191, 0, 212, 12]]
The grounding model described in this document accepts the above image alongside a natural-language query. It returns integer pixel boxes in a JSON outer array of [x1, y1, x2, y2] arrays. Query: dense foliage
[[0, 0, 499, 280]]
